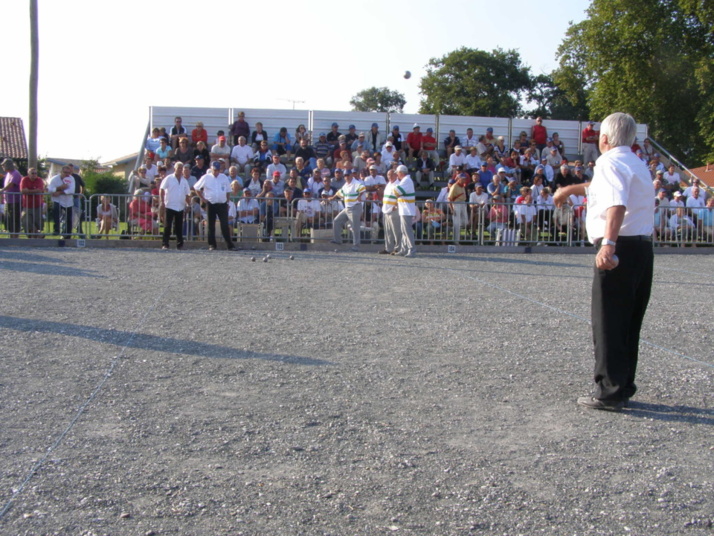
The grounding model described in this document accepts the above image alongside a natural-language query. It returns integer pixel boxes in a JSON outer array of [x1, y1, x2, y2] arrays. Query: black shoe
[[176, 244, 184, 250], [227, 246, 236, 251], [378, 250, 389, 254], [577, 396, 624, 412]]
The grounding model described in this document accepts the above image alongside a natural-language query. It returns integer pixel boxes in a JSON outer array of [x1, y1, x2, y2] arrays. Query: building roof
[[687, 164, 712, 191], [0, 117, 29, 160], [102, 152, 139, 167]]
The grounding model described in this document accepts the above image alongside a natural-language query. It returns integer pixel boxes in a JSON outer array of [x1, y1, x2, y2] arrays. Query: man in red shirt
[[531, 117, 548, 153], [405, 124, 423, 160], [581, 121, 600, 166], [422, 127, 439, 163], [20, 167, 46, 237]]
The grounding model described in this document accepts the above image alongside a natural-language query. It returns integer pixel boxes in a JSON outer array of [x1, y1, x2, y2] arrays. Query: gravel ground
[[0, 246, 712, 536]]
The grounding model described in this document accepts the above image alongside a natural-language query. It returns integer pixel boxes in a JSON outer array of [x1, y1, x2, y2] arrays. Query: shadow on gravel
[[627, 402, 714, 425], [0, 250, 71, 264], [0, 315, 331, 366], [0, 260, 101, 278]]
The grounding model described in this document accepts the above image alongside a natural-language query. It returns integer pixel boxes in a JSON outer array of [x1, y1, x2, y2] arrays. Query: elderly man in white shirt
[[230, 136, 254, 176], [194, 161, 236, 251], [448, 145, 467, 174]]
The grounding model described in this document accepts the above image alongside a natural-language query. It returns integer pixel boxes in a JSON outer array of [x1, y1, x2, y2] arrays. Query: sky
[[3, 0, 592, 163]]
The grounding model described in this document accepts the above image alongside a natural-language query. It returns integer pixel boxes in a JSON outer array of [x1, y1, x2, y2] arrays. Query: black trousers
[[163, 208, 185, 247], [591, 237, 653, 401], [53, 203, 73, 238], [206, 202, 234, 248]]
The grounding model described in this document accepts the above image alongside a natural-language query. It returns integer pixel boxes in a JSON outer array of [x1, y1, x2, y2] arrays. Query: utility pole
[[29, 0, 39, 168]]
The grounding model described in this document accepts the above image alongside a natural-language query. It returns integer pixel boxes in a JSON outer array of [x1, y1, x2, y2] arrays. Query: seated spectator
[[210, 135, 231, 162], [364, 164, 387, 195], [389, 125, 404, 153], [491, 136, 507, 162], [307, 168, 325, 195], [294, 138, 317, 169], [190, 139, 210, 165], [365, 123, 383, 153], [227, 166, 244, 197], [295, 124, 311, 146], [669, 206, 696, 242], [230, 136, 254, 176], [244, 167, 264, 196], [155, 137, 173, 162], [191, 154, 209, 181], [96, 195, 118, 238], [683, 178, 708, 201], [686, 186, 706, 223], [514, 190, 537, 241], [520, 148, 538, 184], [252, 140, 273, 173], [422, 199, 445, 242], [295, 188, 321, 231], [173, 137, 193, 164], [415, 150, 436, 187], [191, 121, 208, 148], [448, 145, 466, 174], [272, 127, 293, 160], [553, 164, 575, 191], [282, 175, 303, 216], [354, 151, 372, 174], [469, 184, 489, 229], [230, 111, 250, 146], [251, 122, 268, 150], [464, 146, 483, 173], [266, 154, 287, 181], [326, 122, 342, 151], [129, 189, 158, 235], [443, 129, 460, 157], [313, 133, 333, 165], [236, 188, 259, 224], [535, 186, 554, 237], [345, 124, 358, 146], [381, 141, 397, 166], [477, 162, 493, 189], [168, 116, 187, 149], [551, 132, 565, 156], [319, 177, 340, 223], [406, 124, 423, 159], [513, 131, 529, 154], [331, 168, 346, 190], [487, 194, 509, 236], [145, 127, 162, 156]]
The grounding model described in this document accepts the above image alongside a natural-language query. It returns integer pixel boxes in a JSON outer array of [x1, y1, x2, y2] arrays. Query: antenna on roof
[[278, 98, 306, 110]]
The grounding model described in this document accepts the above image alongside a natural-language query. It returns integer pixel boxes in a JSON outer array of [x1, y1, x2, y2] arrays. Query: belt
[[594, 235, 652, 247]]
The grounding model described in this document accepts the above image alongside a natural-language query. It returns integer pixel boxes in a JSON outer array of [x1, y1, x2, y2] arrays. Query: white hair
[[600, 112, 637, 148], [396, 164, 409, 175]]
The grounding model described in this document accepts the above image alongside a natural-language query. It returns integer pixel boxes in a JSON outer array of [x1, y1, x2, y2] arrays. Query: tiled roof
[[0, 117, 28, 160]]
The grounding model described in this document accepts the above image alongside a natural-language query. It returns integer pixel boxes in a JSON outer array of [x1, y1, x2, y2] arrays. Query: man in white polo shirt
[[159, 162, 191, 250], [329, 169, 365, 251], [194, 161, 236, 251], [393, 164, 417, 257], [555, 112, 654, 412]]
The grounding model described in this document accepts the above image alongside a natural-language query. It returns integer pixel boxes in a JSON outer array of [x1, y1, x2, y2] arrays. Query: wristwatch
[[601, 238, 617, 247]]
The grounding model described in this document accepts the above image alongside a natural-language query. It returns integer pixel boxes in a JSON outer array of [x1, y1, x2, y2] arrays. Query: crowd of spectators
[[1, 114, 712, 246]]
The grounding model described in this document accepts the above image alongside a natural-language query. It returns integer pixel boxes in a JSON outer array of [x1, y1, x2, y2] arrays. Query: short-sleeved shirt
[[338, 180, 365, 208], [160, 174, 191, 211], [586, 146, 654, 240], [396, 176, 416, 216], [194, 172, 231, 204]]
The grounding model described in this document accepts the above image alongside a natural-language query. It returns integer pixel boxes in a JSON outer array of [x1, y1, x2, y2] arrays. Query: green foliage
[[418, 47, 532, 117], [526, 73, 590, 120], [82, 171, 127, 196], [350, 87, 406, 113], [556, 0, 714, 165]]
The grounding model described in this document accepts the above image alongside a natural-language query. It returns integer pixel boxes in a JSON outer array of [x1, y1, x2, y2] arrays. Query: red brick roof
[[0, 117, 28, 160]]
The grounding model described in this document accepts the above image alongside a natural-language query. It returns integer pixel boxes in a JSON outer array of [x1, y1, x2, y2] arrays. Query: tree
[[556, 0, 714, 165], [418, 47, 532, 117], [349, 87, 406, 113], [525, 73, 590, 120]]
